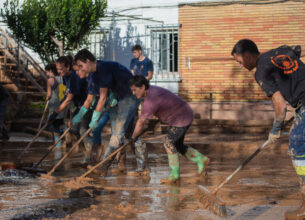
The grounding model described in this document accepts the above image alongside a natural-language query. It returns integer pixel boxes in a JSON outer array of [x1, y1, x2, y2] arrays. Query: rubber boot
[[111, 149, 127, 175], [127, 141, 150, 176], [160, 154, 180, 185], [285, 191, 305, 220], [185, 147, 210, 176]]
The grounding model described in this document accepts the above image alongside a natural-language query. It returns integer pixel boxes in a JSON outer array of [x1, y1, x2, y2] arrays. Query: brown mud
[[0, 133, 301, 219]]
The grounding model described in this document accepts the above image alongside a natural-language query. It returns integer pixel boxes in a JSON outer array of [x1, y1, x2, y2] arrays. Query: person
[[45, 63, 67, 161], [231, 39, 305, 220], [129, 75, 210, 185], [74, 49, 147, 176], [130, 45, 154, 81], [0, 84, 9, 140], [48, 56, 89, 164]]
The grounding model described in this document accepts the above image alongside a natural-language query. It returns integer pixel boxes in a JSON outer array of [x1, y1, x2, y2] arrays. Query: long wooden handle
[[34, 127, 71, 168], [212, 140, 269, 194], [79, 141, 131, 179], [47, 128, 92, 175], [46, 107, 111, 176], [38, 100, 49, 130], [212, 116, 294, 194], [18, 122, 49, 160]]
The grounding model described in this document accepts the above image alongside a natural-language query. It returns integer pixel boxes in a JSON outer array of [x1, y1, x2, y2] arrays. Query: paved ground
[[0, 132, 301, 219]]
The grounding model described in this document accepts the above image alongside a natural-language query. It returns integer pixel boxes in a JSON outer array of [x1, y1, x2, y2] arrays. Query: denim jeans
[[92, 108, 110, 145], [100, 95, 141, 172], [289, 106, 305, 184]]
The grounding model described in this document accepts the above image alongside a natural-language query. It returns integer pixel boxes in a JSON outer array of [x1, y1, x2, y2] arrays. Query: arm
[[83, 94, 94, 109], [272, 91, 287, 121], [96, 88, 108, 112], [56, 93, 74, 113], [46, 78, 54, 100], [131, 69, 135, 76], [268, 91, 287, 142], [131, 118, 147, 140], [146, 71, 153, 81]]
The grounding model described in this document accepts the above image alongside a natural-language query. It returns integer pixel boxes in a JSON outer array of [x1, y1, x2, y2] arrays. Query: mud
[[0, 133, 301, 219]]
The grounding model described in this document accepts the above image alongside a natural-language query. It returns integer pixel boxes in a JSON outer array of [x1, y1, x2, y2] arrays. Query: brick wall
[[179, 1, 305, 102]]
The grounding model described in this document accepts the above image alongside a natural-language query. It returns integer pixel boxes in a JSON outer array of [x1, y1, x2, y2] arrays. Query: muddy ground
[[0, 132, 301, 220]]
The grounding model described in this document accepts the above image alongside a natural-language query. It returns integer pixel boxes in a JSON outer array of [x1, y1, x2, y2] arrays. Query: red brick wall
[[179, 1, 305, 102]]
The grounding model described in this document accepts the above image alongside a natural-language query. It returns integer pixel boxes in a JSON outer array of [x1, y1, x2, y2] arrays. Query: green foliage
[[1, 0, 107, 63]]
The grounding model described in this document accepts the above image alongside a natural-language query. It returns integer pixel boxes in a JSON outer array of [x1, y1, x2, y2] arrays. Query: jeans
[[289, 106, 305, 184], [92, 108, 110, 145]]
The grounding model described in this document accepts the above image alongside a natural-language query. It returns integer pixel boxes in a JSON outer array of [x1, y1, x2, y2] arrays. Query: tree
[[1, 0, 107, 63]]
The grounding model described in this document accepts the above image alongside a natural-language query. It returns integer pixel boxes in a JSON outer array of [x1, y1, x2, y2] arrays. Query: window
[[148, 25, 179, 75], [89, 29, 110, 60]]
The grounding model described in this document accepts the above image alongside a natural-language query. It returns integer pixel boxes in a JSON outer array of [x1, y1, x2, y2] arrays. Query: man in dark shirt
[[0, 84, 9, 140], [74, 49, 145, 177], [232, 39, 305, 220], [130, 45, 154, 81]]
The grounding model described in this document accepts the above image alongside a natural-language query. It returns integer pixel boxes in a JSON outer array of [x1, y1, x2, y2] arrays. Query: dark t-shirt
[[92, 60, 133, 100], [130, 57, 153, 77], [63, 70, 87, 107], [255, 45, 305, 108]]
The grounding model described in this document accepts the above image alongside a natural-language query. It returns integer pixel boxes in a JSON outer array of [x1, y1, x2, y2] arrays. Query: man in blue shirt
[[130, 45, 154, 81], [74, 49, 147, 177]]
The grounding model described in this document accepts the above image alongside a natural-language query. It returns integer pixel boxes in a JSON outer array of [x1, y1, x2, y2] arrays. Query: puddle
[[0, 134, 300, 219]]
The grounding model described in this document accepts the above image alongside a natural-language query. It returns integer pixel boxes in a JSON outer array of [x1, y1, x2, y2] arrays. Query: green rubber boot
[[185, 147, 210, 175], [161, 154, 180, 185]]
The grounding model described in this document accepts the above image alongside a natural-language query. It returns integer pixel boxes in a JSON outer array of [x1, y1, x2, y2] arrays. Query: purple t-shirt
[[140, 86, 193, 127]]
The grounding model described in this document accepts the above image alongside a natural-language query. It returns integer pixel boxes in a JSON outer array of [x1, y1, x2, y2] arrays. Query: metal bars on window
[[147, 25, 179, 76], [89, 29, 110, 60]]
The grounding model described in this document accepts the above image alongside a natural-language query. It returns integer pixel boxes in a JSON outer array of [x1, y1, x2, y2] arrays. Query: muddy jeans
[[289, 106, 305, 184], [164, 125, 190, 156], [100, 95, 142, 172]]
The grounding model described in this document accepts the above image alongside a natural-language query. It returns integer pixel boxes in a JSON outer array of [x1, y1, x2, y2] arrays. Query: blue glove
[[72, 106, 88, 125], [89, 110, 102, 131], [107, 92, 118, 107]]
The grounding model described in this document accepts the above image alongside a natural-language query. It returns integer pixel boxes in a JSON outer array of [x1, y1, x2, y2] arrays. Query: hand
[[48, 112, 58, 123], [268, 120, 284, 143], [268, 132, 280, 143], [89, 120, 99, 131], [108, 92, 118, 107], [72, 106, 88, 125], [89, 110, 102, 131]]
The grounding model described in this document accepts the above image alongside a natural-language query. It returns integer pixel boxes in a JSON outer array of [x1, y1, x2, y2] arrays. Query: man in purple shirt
[[129, 75, 210, 185]]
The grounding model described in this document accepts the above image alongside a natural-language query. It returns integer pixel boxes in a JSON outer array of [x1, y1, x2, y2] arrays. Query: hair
[[74, 49, 96, 63], [129, 75, 150, 90], [56, 55, 72, 70], [45, 63, 58, 76], [231, 39, 259, 56], [132, 44, 142, 52]]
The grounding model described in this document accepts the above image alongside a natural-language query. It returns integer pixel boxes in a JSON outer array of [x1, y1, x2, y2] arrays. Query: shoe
[[185, 147, 209, 176], [160, 154, 180, 185]]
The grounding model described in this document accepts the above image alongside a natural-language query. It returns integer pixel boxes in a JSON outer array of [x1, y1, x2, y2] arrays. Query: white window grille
[[147, 25, 179, 80], [89, 29, 110, 60]]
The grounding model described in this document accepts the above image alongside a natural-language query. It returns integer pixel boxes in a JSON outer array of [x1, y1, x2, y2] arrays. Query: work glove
[[108, 92, 118, 107], [72, 106, 88, 125], [89, 110, 102, 131], [48, 112, 58, 124], [268, 120, 284, 143]]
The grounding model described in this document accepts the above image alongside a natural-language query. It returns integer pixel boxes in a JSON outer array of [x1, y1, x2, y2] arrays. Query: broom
[[197, 116, 294, 217], [40, 107, 111, 180]]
